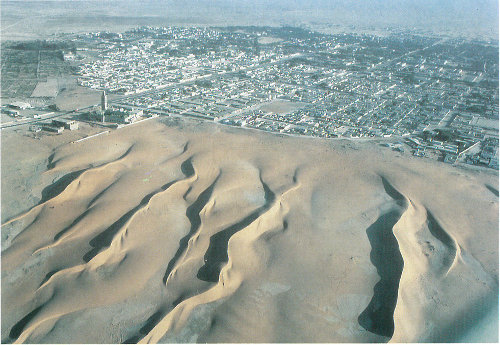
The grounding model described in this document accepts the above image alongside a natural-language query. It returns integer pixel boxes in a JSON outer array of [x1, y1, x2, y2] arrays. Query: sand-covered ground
[[1, 118, 498, 343], [55, 78, 121, 112]]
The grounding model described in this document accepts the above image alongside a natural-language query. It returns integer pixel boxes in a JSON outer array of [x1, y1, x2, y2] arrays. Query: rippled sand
[[2, 118, 498, 343]]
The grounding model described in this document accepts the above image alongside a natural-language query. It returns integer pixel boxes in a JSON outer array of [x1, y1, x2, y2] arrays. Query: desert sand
[[1, 117, 498, 343]]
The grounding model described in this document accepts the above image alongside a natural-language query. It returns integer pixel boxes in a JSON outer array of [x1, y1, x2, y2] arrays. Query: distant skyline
[[1, 0, 498, 40]]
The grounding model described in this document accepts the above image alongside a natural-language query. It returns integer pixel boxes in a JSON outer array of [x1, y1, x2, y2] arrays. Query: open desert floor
[[1, 117, 498, 343]]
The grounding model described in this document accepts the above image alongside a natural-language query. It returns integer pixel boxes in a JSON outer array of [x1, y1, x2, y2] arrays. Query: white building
[[10, 101, 32, 109]]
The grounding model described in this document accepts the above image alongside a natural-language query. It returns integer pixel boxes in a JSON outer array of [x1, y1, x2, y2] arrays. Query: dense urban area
[[2, 26, 499, 169]]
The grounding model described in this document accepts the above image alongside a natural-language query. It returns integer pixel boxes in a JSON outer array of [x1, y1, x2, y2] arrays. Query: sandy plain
[[1, 117, 498, 343]]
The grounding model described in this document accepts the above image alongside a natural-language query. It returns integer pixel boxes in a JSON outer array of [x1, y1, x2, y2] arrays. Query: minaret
[[101, 90, 108, 112]]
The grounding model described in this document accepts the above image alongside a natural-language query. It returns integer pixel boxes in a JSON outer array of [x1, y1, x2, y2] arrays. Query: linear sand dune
[[1, 118, 498, 343]]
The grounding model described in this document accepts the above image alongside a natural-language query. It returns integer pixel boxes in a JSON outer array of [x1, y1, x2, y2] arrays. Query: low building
[[52, 119, 79, 130], [9, 101, 32, 109], [444, 154, 457, 164], [108, 107, 142, 124], [29, 125, 41, 133], [3, 109, 20, 117], [42, 125, 64, 133], [63, 51, 76, 61], [488, 147, 499, 169]]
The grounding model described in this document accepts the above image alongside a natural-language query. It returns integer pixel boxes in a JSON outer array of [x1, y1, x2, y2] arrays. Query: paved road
[[1, 105, 95, 130]]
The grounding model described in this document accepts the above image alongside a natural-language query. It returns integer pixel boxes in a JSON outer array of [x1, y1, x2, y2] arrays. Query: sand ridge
[[1, 118, 498, 343]]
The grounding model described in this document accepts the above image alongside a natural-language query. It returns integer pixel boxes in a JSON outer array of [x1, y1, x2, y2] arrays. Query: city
[[2, 26, 498, 170]]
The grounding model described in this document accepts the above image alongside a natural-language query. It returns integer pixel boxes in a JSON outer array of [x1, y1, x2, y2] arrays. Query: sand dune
[[1, 118, 498, 343]]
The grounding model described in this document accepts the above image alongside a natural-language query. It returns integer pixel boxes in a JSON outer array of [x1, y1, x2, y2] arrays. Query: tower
[[101, 90, 108, 112]]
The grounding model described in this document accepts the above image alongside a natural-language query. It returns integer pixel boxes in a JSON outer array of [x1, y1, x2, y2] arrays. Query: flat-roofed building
[[9, 101, 32, 109], [3, 109, 20, 116], [52, 119, 79, 130], [43, 125, 64, 133]]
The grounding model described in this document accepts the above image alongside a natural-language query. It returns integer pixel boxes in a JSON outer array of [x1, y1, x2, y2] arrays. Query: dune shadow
[[54, 208, 93, 242], [358, 176, 406, 338], [2, 169, 86, 226], [122, 310, 164, 344], [162, 165, 219, 284], [39, 169, 86, 205], [196, 175, 275, 283], [485, 184, 499, 197], [39, 270, 58, 287], [87, 180, 118, 208], [83, 180, 177, 263], [380, 176, 406, 205], [9, 305, 44, 340], [358, 209, 404, 338], [46, 152, 56, 170], [425, 208, 457, 274]]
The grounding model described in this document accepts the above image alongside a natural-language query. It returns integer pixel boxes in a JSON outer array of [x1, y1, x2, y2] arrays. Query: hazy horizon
[[1, 0, 498, 40]]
